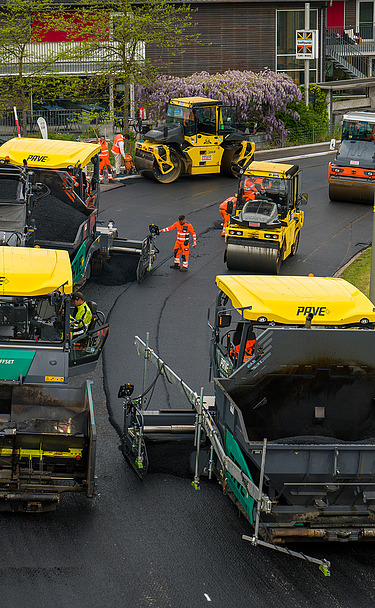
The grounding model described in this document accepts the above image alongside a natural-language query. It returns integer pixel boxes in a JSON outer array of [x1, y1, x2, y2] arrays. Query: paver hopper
[[0, 138, 159, 284]]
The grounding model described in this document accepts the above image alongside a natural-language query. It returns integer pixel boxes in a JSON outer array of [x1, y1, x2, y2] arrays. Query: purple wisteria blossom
[[136, 70, 302, 140]]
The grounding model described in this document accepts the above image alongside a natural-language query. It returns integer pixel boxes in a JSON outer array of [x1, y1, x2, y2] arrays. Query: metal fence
[[0, 108, 126, 140], [0, 109, 337, 149], [270, 123, 338, 148]]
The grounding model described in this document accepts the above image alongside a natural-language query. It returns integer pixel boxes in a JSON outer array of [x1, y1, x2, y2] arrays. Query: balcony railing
[[327, 26, 375, 54], [0, 41, 145, 77]]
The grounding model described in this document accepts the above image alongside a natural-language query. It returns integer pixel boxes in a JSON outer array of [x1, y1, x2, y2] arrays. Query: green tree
[[0, 0, 86, 135], [282, 83, 329, 145], [74, 0, 199, 131]]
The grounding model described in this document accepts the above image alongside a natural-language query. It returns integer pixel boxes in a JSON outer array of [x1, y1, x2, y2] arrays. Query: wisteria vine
[[135, 69, 302, 140]]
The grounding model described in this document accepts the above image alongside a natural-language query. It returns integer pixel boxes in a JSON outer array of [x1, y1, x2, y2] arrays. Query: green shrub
[[281, 83, 330, 145]]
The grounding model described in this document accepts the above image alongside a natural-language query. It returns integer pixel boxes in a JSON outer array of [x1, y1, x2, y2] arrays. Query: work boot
[[170, 263, 180, 269], [180, 267, 188, 272]]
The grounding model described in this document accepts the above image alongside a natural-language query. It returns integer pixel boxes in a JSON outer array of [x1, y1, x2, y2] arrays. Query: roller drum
[[226, 239, 281, 274], [221, 144, 253, 178], [134, 151, 155, 180], [329, 180, 375, 203], [135, 148, 182, 184]]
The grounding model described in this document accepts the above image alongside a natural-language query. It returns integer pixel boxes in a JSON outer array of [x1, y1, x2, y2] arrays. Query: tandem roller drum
[[135, 149, 182, 184], [329, 180, 375, 203], [226, 241, 282, 274]]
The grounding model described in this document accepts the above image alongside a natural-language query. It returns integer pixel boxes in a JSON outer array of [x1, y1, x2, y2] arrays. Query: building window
[[276, 9, 318, 85], [358, 2, 374, 40]]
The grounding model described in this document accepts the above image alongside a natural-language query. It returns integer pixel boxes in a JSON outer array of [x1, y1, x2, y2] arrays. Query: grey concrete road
[[1, 152, 375, 608]]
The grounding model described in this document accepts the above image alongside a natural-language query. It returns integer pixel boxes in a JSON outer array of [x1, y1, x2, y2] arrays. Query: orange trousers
[[99, 156, 113, 178], [174, 241, 190, 268], [219, 207, 230, 236]]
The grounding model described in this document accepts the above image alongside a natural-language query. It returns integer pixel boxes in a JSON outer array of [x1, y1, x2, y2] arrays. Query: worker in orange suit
[[98, 136, 114, 182], [230, 338, 255, 364], [242, 176, 265, 201], [219, 194, 237, 237], [159, 215, 197, 272]]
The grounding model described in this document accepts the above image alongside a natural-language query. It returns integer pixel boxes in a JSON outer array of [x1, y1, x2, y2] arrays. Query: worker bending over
[[159, 215, 197, 272], [112, 133, 127, 176], [70, 291, 92, 340], [219, 194, 237, 237]]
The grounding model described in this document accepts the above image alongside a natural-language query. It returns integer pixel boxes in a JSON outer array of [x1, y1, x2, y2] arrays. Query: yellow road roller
[[134, 97, 255, 184], [224, 161, 307, 274], [329, 111, 375, 203]]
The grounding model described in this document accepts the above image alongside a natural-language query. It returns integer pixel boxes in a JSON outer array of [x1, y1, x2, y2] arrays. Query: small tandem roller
[[328, 111, 375, 203], [224, 161, 307, 274]]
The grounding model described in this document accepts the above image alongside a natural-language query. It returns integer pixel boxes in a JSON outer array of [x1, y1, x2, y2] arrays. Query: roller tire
[[136, 258, 147, 283], [290, 231, 300, 256], [91, 256, 103, 276], [275, 244, 284, 274], [152, 150, 182, 184]]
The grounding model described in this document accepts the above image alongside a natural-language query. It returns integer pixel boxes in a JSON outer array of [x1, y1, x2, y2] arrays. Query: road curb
[[98, 142, 337, 190]]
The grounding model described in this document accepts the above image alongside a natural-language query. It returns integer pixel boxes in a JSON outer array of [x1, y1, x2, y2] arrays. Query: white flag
[[37, 117, 48, 139]]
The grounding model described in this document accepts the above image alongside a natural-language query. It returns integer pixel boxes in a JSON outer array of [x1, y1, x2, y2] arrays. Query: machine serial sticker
[[201, 154, 213, 161], [45, 376, 65, 382]]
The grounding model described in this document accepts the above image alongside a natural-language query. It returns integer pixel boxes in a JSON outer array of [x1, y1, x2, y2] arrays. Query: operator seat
[[86, 301, 98, 331], [86, 301, 105, 331]]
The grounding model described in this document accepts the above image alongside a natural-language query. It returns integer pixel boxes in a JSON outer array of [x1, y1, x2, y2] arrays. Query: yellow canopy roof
[[0, 138, 101, 169], [170, 97, 219, 107], [243, 160, 295, 177], [0, 247, 72, 296], [216, 275, 375, 326]]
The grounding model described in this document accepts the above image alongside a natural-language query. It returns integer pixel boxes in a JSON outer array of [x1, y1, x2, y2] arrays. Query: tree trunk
[[122, 76, 130, 134], [20, 82, 27, 137]]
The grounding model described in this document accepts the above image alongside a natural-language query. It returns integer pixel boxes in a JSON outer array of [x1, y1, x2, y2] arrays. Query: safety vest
[[112, 134, 124, 154], [160, 221, 197, 246], [70, 302, 92, 329], [99, 140, 109, 159]]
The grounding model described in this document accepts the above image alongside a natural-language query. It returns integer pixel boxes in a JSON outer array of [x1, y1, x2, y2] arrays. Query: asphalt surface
[[2, 151, 375, 608]]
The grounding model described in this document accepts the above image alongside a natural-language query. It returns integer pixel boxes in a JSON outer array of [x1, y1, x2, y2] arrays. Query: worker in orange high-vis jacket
[[159, 215, 197, 272], [219, 194, 237, 236], [111, 133, 127, 176], [98, 136, 114, 182], [242, 176, 269, 202]]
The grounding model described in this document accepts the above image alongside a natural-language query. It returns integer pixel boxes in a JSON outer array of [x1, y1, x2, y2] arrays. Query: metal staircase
[[326, 31, 368, 78]]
